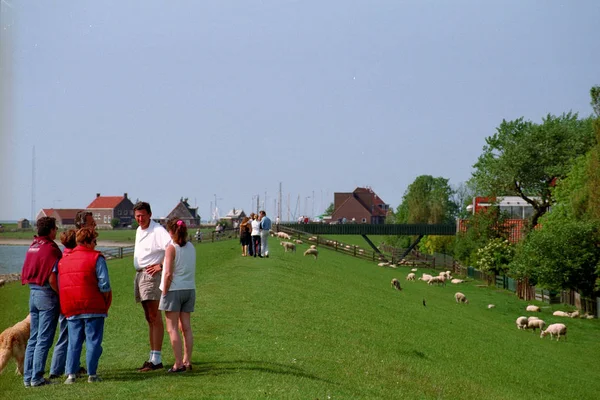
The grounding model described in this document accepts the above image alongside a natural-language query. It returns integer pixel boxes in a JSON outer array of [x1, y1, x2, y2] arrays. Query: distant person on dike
[[21, 216, 62, 387], [49, 211, 95, 380], [133, 201, 172, 372], [259, 210, 271, 258], [239, 216, 251, 256], [58, 228, 112, 384], [158, 218, 196, 373], [250, 213, 261, 257]]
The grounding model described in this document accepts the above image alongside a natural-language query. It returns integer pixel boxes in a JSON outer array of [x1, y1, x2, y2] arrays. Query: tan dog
[[0, 314, 31, 375]]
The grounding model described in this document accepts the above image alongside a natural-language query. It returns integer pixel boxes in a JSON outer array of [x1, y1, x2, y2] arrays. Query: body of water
[[0, 245, 121, 275]]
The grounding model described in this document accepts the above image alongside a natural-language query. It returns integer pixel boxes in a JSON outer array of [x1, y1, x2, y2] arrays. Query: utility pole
[[256, 195, 260, 215], [312, 190, 315, 218]]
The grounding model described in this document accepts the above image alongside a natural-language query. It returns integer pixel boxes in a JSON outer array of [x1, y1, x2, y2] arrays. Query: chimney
[[124, 193, 128, 199], [96, 193, 101, 198]]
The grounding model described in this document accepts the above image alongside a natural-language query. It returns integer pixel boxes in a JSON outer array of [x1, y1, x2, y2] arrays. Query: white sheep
[[410, 268, 418, 272], [553, 311, 571, 317], [406, 273, 416, 281], [294, 239, 303, 244], [455, 292, 468, 304], [428, 276, 446, 286], [280, 241, 296, 252], [569, 310, 580, 318], [583, 313, 595, 320], [526, 318, 546, 332], [450, 279, 464, 284], [487, 304, 495, 309], [277, 232, 291, 240], [310, 245, 317, 249], [540, 323, 567, 341], [516, 316, 529, 330], [526, 305, 541, 312], [418, 274, 433, 283], [528, 316, 540, 321], [391, 278, 402, 291], [303, 248, 318, 259]]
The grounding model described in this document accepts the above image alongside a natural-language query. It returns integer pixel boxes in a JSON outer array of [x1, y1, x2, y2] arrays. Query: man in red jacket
[[21, 216, 62, 387], [58, 228, 112, 384]]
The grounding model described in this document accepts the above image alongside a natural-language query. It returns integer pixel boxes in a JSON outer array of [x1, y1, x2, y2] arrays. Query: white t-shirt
[[160, 241, 196, 292], [251, 220, 260, 236], [133, 220, 172, 271]]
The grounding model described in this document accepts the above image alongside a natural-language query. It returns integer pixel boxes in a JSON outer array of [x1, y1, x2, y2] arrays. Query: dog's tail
[[0, 346, 12, 375]]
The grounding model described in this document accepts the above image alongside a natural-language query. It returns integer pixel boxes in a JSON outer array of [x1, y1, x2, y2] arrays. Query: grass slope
[[1, 239, 599, 399]]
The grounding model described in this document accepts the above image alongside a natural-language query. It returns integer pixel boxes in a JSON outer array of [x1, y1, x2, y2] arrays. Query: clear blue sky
[[1, 0, 599, 222]]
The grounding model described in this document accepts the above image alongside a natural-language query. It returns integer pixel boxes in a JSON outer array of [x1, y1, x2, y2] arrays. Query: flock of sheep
[[271, 230, 319, 259], [389, 267, 595, 342]]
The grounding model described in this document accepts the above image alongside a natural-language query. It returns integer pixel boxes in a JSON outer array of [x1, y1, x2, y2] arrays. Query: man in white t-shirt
[[133, 202, 172, 372]]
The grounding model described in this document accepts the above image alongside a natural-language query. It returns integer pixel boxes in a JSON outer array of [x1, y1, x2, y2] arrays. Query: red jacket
[[21, 236, 62, 286], [58, 245, 108, 318]]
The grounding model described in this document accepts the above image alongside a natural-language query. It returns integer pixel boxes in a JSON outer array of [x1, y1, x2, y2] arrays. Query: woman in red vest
[[58, 228, 112, 384]]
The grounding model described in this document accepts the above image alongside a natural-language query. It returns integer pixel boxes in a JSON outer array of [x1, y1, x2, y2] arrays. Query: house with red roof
[[331, 187, 389, 224], [35, 208, 81, 228], [86, 193, 135, 228]]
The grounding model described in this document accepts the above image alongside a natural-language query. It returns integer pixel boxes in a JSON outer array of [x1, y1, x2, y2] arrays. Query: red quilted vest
[[58, 245, 108, 318]]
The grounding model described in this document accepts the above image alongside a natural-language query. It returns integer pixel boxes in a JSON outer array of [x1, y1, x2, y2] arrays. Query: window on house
[[117, 210, 122, 216], [362, 218, 367, 223]]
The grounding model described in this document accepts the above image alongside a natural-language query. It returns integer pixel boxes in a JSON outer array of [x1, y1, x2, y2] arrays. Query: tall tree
[[471, 113, 595, 227], [396, 175, 457, 224]]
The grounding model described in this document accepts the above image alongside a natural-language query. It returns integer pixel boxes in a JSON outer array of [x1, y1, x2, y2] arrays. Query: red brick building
[[86, 193, 135, 229], [331, 187, 389, 224], [35, 208, 81, 228]]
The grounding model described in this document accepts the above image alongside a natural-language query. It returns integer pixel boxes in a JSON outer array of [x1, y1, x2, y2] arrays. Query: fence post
[[119, 247, 123, 259]]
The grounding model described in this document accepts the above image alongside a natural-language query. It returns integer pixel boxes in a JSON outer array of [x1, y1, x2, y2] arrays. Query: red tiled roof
[[87, 196, 125, 209], [41, 209, 55, 217]]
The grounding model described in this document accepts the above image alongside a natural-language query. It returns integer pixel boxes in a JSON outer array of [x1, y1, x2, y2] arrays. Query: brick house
[[86, 193, 135, 229], [331, 187, 389, 224], [166, 198, 201, 227], [35, 208, 81, 228]]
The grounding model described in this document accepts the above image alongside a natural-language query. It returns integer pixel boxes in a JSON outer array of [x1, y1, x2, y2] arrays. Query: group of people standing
[[20, 201, 197, 387], [239, 211, 271, 258]]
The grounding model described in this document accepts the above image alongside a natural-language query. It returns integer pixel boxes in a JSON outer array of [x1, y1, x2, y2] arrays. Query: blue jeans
[[49, 314, 69, 376], [66, 317, 105, 376], [24, 288, 59, 386]]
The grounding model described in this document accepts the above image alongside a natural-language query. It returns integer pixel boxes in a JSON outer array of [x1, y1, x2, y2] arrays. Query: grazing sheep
[[553, 311, 571, 317], [528, 316, 540, 321], [450, 279, 464, 284], [406, 273, 416, 281], [428, 276, 446, 286], [516, 316, 529, 330], [583, 313, 595, 320], [439, 271, 452, 280], [526, 318, 546, 332], [277, 232, 291, 240], [294, 239, 303, 244], [410, 268, 418, 272], [455, 292, 469, 304], [569, 310, 580, 318], [310, 245, 317, 249], [418, 274, 433, 283], [488, 304, 495, 309], [526, 305, 541, 312], [540, 323, 567, 341], [303, 248, 318, 259], [308, 236, 317, 242], [280, 241, 296, 252], [391, 278, 402, 291]]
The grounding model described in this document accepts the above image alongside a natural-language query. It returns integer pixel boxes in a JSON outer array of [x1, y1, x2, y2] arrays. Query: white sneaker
[[64, 375, 76, 384], [87, 375, 102, 383]]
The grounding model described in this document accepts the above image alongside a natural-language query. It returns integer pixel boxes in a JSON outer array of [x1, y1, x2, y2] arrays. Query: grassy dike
[[1, 239, 599, 399]]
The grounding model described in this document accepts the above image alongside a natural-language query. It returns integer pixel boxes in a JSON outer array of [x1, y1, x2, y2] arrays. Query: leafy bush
[[476, 238, 514, 275]]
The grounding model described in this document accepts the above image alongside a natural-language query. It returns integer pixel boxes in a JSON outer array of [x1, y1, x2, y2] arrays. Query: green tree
[[453, 208, 510, 266], [324, 202, 335, 215], [471, 113, 595, 228], [396, 175, 457, 224], [110, 218, 120, 229], [475, 238, 514, 275], [452, 181, 476, 220], [509, 219, 600, 296]]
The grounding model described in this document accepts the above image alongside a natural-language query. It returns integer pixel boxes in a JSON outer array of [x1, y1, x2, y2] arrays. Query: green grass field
[[1, 238, 599, 399]]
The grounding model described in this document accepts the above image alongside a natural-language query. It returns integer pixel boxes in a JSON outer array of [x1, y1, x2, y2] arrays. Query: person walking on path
[[133, 201, 172, 372], [21, 216, 62, 387], [58, 228, 112, 384], [159, 218, 196, 373], [259, 210, 271, 258]]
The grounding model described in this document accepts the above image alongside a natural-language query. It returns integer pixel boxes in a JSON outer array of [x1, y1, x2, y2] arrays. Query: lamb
[[526, 305, 541, 312], [406, 273, 416, 281], [526, 318, 546, 332], [540, 323, 567, 341], [569, 310, 580, 318], [280, 241, 296, 252], [391, 278, 402, 291], [294, 239, 303, 244], [303, 248, 318, 259], [516, 316, 529, 330], [553, 311, 571, 317], [455, 292, 469, 304], [450, 279, 464, 284]]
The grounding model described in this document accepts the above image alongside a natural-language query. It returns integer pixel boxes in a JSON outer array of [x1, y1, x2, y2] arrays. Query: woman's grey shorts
[[159, 289, 196, 313]]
